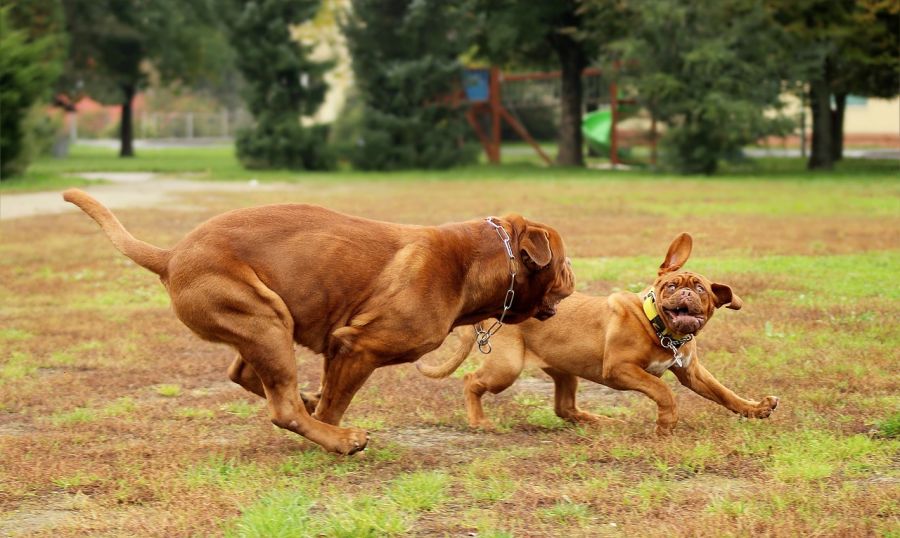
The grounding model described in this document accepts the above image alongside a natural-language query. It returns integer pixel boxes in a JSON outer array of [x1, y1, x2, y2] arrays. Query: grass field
[[1, 147, 898, 536]]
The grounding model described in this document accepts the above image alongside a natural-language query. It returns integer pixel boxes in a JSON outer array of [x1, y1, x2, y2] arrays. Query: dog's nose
[[680, 289, 691, 298]]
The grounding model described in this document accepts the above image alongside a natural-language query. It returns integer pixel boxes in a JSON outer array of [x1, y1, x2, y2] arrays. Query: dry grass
[[1, 170, 898, 537]]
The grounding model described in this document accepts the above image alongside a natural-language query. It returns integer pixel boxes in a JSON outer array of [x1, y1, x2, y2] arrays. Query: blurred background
[[1, 0, 897, 180]]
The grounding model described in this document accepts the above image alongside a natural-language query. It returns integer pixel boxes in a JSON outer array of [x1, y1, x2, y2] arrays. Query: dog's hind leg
[[229, 354, 325, 415], [234, 324, 368, 454], [542, 368, 623, 425], [312, 351, 377, 426], [172, 269, 368, 454], [227, 354, 265, 398]]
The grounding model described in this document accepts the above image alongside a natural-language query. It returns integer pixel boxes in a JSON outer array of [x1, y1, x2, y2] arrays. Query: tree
[[0, 3, 64, 178], [224, 0, 334, 170], [59, 0, 219, 157], [469, 0, 601, 167], [828, 1, 899, 161], [616, 0, 791, 174], [770, 0, 899, 169], [342, 0, 476, 170]]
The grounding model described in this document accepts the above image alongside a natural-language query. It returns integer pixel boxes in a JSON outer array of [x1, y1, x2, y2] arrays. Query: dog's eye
[[667, 284, 676, 293], [696, 284, 704, 293]]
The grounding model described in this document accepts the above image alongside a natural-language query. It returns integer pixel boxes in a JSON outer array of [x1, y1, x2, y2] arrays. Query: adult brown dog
[[63, 189, 574, 454], [418, 233, 778, 434]]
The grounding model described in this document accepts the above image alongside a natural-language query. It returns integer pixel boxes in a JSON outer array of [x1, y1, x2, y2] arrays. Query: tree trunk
[[831, 92, 846, 162], [120, 84, 136, 158], [807, 78, 833, 170], [553, 36, 586, 167]]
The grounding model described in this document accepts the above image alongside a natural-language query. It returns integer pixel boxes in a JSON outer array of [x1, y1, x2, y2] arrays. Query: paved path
[[0, 173, 282, 221]]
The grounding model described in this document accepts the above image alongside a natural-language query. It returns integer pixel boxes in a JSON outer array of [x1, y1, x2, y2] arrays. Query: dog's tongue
[[668, 311, 702, 334]]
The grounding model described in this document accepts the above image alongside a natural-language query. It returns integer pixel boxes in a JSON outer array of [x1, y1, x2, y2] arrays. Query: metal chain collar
[[475, 217, 517, 354]]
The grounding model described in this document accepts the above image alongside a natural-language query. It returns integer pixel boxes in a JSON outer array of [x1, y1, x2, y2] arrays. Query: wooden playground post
[[488, 67, 502, 163]]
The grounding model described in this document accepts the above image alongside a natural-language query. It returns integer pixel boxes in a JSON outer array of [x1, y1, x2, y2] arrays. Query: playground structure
[[460, 66, 658, 166]]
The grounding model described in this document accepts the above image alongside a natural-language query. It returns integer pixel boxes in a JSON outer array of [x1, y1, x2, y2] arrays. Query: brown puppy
[[63, 189, 574, 453], [418, 233, 778, 435]]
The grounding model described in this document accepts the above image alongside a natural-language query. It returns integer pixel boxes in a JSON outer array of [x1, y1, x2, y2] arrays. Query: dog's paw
[[748, 396, 779, 419], [655, 422, 676, 436], [468, 418, 496, 430], [563, 410, 624, 425], [330, 427, 369, 456]]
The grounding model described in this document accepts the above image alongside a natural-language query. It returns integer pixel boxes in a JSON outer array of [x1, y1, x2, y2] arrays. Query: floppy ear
[[520, 228, 552, 270], [659, 233, 692, 275], [711, 283, 742, 310]]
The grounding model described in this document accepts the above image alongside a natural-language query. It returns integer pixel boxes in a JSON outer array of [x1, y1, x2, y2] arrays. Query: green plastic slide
[[582, 109, 612, 154]]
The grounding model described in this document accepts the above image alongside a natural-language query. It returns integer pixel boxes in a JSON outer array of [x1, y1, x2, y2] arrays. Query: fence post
[[186, 113, 194, 139]]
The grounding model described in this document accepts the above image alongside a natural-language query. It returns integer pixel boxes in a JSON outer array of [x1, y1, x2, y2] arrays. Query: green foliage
[[59, 0, 223, 156], [225, 0, 334, 170], [618, 0, 792, 174], [0, 5, 63, 178], [342, 0, 477, 170]]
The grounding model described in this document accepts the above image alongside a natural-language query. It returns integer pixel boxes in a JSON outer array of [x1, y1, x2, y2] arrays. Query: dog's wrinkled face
[[655, 272, 717, 335], [654, 233, 742, 337], [503, 215, 575, 323]]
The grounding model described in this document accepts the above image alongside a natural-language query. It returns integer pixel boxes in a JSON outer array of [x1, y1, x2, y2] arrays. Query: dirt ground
[[0, 176, 897, 537]]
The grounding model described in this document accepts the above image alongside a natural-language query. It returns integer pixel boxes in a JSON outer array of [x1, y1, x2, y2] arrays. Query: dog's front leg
[[671, 357, 778, 419], [606, 364, 679, 435]]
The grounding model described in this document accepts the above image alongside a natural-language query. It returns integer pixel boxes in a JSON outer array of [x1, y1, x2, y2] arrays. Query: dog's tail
[[63, 188, 170, 276], [416, 326, 478, 378]]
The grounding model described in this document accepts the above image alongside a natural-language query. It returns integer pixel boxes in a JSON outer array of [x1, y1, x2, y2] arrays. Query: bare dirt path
[[0, 173, 284, 220]]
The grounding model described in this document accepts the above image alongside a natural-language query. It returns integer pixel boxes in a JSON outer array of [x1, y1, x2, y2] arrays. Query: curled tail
[[416, 326, 478, 378], [63, 188, 170, 276]]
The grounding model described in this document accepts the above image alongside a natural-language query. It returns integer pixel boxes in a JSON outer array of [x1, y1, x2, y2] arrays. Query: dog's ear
[[711, 283, 742, 310], [520, 228, 552, 270], [659, 233, 692, 275]]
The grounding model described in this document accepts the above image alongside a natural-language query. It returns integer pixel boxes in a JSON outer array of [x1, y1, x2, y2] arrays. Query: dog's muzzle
[[535, 305, 557, 321]]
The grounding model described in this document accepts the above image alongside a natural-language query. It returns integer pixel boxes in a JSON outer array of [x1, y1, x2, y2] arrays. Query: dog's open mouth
[[664, 306, 704, 334]]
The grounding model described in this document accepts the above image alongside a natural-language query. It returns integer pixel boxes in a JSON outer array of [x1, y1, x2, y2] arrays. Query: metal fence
[[69, 109, 253, 140]]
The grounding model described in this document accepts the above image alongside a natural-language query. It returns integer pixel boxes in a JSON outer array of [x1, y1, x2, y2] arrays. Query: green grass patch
[[537, 500, 593, 525], [0, 328, 33, 341], [464, 457, 518, 502], [624, 477, 672, 511], [525, 408, 567, 429], [875, 412, 900, 438], [0, 351, 37, 383], [225, 489, 318, 538], [574, 251, 900, 301], [386, 471, 449, 512], [102, 397, 137, 417], [222, 400, 261, 419], [155, 384, 181, 397], [184, 455, 266, 491], [176, 406, 215, 420], [49, 407, 98, 426], [52, 471, 101, 490], [226, 472, 449, 537], [764, 430, 893, 481], [9, 144, 899, 194]]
